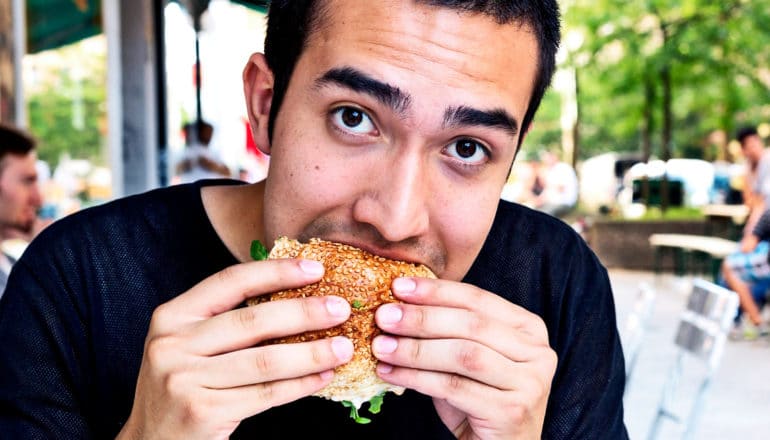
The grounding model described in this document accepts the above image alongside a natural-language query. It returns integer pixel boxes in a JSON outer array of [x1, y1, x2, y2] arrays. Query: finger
[[375, 303, 544, 361], [201, 337, 354, 389], [375, 363, 508, 422], [184, 294, 350, 355], [372, 336, 519, 390], [157, 259, 325, 323], [185, 371, 338, 427], [391, 277, 549, 340]]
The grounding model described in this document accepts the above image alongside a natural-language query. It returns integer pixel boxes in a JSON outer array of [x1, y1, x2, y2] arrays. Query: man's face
[[261, 0, 539, 280], [0, 152, 42, 234], [742, 134, 765, 165]]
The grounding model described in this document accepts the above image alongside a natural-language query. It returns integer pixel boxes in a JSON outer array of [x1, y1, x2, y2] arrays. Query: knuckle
[[300, 297, 316, 322], [311, 341, 329, 366], [503, 399, 528, 424], [144, 335, 174, 366], [466, 313, 488, 336], [254, 381, 277, 404], [412, 306, 428, 329], [445, 372, 465, 393], [162, 369, 190, 399], [253, 350, 274, 375], [235, 306, 259, 330], [181, 398, 210, 426], [455, 343, 483, 373], [214, 265, 241, 286], [407, 339, 423, 363]]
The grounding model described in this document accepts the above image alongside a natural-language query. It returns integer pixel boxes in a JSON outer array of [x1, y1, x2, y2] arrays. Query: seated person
[[722, 208, 770, 339]]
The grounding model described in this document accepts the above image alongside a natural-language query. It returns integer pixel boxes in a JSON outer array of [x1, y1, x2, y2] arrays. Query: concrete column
[[104, 0, 165, 197]]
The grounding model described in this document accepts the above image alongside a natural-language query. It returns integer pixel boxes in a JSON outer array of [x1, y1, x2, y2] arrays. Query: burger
[[248, 237, 436, 423]]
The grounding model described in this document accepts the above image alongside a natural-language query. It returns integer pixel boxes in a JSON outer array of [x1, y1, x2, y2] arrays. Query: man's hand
[[373, 277, 557, 440], [740, 234, 760, 253], [118, 259, 353, 440]]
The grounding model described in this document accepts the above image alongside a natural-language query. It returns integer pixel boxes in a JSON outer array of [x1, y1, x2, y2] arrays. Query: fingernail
[[378, 304, 403, 325], [373, 335, 398, 354], [331, 336, 353, 361], [299, 259, 324, 276], [326, 296, 350, 317], [377, 363, 393, 374], [320, 370, 334, 380], [392, 277, 416, 294]]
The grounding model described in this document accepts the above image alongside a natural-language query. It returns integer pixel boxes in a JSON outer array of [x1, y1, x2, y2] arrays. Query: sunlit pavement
[[610, 269, 770, 439]]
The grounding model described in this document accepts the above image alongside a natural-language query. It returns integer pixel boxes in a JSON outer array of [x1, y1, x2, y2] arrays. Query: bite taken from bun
[[247, 237, 436, 422]]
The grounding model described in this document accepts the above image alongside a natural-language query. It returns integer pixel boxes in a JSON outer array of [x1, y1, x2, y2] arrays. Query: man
[[738, 126, 770, 233], [721, 126, 770, 339], [0, 1, 627, 438], [0, 123, 42, 297]]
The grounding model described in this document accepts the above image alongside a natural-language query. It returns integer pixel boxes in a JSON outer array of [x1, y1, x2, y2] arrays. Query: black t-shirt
[[0, 180, 628, 439]]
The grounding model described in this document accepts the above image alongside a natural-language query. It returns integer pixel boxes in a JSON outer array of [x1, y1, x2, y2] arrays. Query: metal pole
[[11, 0, 26, 127], [103, 0, 124, 197]]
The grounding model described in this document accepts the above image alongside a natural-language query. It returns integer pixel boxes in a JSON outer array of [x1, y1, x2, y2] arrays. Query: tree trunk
[[641, 75, 655, 205], [661, 65, 672, 212]]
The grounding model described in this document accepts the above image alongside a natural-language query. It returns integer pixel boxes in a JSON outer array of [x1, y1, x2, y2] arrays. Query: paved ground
[[609, 269, 770, 439]]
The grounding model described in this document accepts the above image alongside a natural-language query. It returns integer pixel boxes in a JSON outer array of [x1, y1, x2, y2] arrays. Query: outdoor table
[[702, 204, 749, 240], [649, 233, 739, 281]]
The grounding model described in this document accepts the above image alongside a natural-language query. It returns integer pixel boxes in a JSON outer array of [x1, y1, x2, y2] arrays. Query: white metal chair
[[622, 282, 657, 394], [647, 278, 739, 440]]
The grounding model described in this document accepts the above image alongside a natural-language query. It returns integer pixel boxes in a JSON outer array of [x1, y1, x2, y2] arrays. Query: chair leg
[[682, 375, 713, 440]]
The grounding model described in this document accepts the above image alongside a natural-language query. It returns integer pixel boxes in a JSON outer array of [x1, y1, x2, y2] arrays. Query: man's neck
[[201, 181, 266, 263]]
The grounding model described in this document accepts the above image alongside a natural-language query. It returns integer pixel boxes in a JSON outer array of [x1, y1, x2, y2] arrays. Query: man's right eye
[[331, 106, 378, 136]]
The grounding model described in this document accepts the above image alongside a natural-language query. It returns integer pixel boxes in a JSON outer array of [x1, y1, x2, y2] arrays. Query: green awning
[[26, 0, 102, 53], [25, 0, 268, 54], [231, 0, 269, 13]]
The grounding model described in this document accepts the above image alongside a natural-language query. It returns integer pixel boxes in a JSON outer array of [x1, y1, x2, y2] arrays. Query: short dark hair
[[264, 0, 561, 146], [736, 126, 759, 145], [0, 123, 36, 161], [183, 120, 214, 146]]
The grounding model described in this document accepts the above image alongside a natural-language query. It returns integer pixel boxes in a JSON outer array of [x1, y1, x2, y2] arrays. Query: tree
[[529, 0, 770, 165], [25, 37, 107, 169]]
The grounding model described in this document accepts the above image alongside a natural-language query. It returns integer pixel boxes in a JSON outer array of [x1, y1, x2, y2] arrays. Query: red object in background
[[244, 118, 268, 160]]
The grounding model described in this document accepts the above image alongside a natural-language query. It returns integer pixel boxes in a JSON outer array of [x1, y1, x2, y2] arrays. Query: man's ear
[[243, 53, 274, 155]]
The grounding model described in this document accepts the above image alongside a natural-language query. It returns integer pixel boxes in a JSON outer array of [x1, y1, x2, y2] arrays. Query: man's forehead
[[304, 0, 538, 118]]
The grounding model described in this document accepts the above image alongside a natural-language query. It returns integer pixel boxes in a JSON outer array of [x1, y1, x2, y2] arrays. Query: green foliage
[[26, 39, 107, 169], [529, 0, 770, 162]]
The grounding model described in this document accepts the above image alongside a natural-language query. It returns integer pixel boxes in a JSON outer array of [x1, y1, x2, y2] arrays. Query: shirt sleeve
[[0, 258, 93, 439], [751, 209, 770, 240], [543, 245, 629, 439]]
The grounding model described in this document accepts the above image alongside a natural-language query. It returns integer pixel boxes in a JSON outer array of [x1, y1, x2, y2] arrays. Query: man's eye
[[331, 106, 376, 135], [445, 139, 489, 165]]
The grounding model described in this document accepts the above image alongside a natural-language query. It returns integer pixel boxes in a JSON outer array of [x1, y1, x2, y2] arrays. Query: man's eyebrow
[[443, 106, 520, 138], [315, 67, 412, 114]]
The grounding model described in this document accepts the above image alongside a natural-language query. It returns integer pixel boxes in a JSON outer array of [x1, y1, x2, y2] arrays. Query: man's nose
[[30, 184, 43, 208], [352, 154, 430, 243]]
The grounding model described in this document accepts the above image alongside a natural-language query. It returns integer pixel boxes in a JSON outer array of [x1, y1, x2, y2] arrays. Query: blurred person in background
[[533, 150, 578, 217], [721, 126, 770, 339], [0, 123, 44, 297], [737, 126, 770, 233], [173, 119, 232, 184]]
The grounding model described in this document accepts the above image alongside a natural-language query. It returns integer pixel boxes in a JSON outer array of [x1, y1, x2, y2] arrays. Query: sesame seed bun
[[247, 237, 436, 409]]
